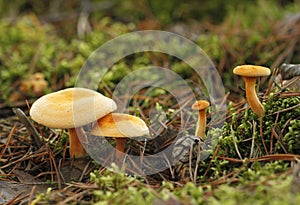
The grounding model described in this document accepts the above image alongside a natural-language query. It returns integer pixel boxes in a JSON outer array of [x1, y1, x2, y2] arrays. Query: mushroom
[[90, 113, 149, 161], [30, 88, 117, 158], [233, 65, 271, 117], [21, 72, 49, 96], [9, 72, 48, 102], [192, 100, 210, 139]]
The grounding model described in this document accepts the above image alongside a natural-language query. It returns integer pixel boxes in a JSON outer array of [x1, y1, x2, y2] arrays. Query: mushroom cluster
[[28, 64, 272, 178], [30, 87, 117, 158], [30, 87, 150, 160]]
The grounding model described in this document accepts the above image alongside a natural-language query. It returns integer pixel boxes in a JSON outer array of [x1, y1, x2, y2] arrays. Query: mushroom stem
[[195, 110, 207, 138], [192, 100, 210, 139], [115, 138, 127, 158], [243, 77, 265, 117], [68, 127, 87, 158]]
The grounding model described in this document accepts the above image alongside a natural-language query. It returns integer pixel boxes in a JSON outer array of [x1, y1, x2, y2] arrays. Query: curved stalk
[[244, 77, 265, 117]]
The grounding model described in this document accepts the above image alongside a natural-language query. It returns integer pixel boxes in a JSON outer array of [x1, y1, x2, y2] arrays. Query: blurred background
[[0, 0, 299, 116]]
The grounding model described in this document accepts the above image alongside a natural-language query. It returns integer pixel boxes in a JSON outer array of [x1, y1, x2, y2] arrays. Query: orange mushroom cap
[[233, 65, 270, 77], [192, 100, 210, 111], [90, 113, 149, 138]]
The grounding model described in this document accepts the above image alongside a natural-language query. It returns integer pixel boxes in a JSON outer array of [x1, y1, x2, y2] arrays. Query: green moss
[[283, 119, 300, 153], [209, 175, 300, 205]]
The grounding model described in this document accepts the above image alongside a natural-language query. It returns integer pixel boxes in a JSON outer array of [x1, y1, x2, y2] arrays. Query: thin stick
[[279, 92, 300, 98], [259, 117, 268, 155], [57, 191, 88, 205], [0, 123, 17, 158], [250, 120, 256, 159], [230, 125, 242, 160], [13, 108, 42, 149], [27, 185, 37, 205], [193, 141, 201, 183], [161, 151, 175, 180], [270, 112, 280, 154], [271, 129, 288, 153], [220, 153, 300, 163], [0, 150, 48, 169], [5, 191, 28, 205], [203, 144, 220, 178], [267, 103, 300, 115], [79, 160, 91, 182], [48, 146, 62, 189], [189, 143, 194, 181]]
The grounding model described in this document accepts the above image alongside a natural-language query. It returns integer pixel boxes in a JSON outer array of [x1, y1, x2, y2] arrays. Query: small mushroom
[[192, 100, 210, 139], [9, 72, 48, 102], [233, 65, 271, 117], [21, 72, 48, 96], [30, 88, 117, 158], [90, 113, 149, 160]]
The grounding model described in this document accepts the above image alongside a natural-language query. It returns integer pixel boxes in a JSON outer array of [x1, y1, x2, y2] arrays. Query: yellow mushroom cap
[[30, 88, 117, 128], [233, 65, 271, 77], [90, 113, 149, 138], [192, 100, 210, 111]]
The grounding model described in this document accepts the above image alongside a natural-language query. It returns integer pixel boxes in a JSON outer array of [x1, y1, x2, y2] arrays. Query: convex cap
[[90, 113, 149, 138], [192, 100, 210, 110], [233, 65, 271, 77], [30, 88, 117, 128]]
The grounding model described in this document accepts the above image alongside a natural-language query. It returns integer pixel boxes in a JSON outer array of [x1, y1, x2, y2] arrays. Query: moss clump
[[219, 95, 300, 158], [183, 94, 299, 182], [208, 176, 300, 205], [32, 163, 300, 205]]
